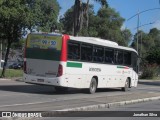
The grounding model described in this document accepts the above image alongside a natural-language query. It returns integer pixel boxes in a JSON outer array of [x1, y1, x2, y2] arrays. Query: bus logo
[[2, 112, 12, 117], [89, 68, 101, 72]]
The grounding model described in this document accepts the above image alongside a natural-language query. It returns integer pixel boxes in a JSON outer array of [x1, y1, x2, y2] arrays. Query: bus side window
[[68, 41, 80, 60], [114, 50, 123, 65], [81, 44, 93, 61], [124, 52, 131, 66], [105, 48, 114, 64], [93, 46, 104, 63]]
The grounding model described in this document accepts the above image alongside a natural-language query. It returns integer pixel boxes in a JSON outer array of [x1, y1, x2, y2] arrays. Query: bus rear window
[[27, 34, 62, 50], [26, 34, 62, 61]]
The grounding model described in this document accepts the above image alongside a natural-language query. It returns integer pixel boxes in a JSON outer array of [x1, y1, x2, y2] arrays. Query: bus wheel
[[54, 86, 68, 93], [122, 78, 129, 92], [88, 78, 97, 94]]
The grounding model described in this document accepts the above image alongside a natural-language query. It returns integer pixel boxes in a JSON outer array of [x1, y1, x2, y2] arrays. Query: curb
[[42, 96, 160, 116], [58, 96, 160, 111]]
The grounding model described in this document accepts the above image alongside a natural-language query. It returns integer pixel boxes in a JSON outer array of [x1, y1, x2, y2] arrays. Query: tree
[[130, 28, 160, 78], [96, 7, 125, 45], [60, 6, 75, 35], [73, 0, 108, 36], [131, 30, 155, 58], [61, 4, 129, 46], [149, 28, 160, 47], [60, 4, 95, 36], [121, 29, 132, 46], [25, 0, 60, 32], [0, 0, 60, 77], [146, 47, 160, 65]]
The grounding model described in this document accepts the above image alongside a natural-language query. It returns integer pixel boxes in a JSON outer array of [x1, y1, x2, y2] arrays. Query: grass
[[153, 76, 160, 80], [0, 69, 23, 78]]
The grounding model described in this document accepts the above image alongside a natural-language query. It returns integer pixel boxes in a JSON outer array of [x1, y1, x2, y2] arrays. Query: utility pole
[[137, 11, 140, 54], [0, 40, 2, 69], [127, 7, 160, 54]]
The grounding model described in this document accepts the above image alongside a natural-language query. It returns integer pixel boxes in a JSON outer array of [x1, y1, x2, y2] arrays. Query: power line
[[127, 8, 160, 21]]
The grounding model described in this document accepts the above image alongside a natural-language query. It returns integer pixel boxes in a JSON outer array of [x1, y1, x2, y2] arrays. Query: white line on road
[[0, 100, 56, 108], [0, 79, 11, 81], [0, 92, 138, 108]]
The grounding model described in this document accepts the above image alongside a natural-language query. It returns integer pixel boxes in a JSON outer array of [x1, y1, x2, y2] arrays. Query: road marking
[[0, 100, 56, 108], [0, 79, 11, 81], [0, 92, 138, 108], [137, 86, 160, 89]]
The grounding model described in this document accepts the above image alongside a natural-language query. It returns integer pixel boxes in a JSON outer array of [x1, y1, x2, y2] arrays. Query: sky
[[57, 0, 160, 35]]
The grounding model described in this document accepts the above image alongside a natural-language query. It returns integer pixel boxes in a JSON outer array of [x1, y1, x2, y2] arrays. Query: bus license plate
[[37, 79, 44, 82]]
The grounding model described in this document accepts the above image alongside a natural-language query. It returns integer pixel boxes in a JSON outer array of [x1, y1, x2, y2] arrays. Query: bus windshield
[[26, 34, 62, 61]]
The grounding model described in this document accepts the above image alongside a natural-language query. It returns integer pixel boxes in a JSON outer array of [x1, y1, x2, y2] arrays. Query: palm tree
[[73, 0, 108, 36]]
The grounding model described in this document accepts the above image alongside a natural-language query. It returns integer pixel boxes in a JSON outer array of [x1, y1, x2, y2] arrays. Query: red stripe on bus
[[60, 35, 70, 61], [124, 66, 129, 69]]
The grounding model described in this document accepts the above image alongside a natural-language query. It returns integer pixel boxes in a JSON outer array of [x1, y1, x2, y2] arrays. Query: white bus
[[23, 33, 138, 94]]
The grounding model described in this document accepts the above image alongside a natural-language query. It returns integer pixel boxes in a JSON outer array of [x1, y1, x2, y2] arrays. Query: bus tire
[[54, 86, 68, 93], [88, 78, 97, 94], [122, 78, 130, 92]]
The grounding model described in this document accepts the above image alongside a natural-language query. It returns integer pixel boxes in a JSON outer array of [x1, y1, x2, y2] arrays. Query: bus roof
[[30, 32, 62, 36], [29, 33, 137, 55], [69, 36, 138, 55]]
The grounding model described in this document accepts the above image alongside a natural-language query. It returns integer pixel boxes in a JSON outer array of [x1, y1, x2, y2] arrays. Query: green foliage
[[94, 0, 108, 8], [146, 47, 160, 65], [131, 29, 160, 58], [61, 5, 129, 46], [0, 0, 60, 77], [25, 0, 60, 32], [0, 0, 28, 41], [140, 64, 159, 79], [121, 29, 132, 46], [131, 28, 160, 79], [11, 39, 25, 49], [60, 6, 74, 35]]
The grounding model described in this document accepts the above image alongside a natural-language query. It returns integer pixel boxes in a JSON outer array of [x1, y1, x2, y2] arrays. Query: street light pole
[[137, 11, 140, 54]]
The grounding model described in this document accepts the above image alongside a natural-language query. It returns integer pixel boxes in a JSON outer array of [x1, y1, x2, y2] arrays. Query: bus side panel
[[83, 62, 106, 88], [64, 61, 87, 88], [131, 69, 138, 87], [65, 61, 133, 89]]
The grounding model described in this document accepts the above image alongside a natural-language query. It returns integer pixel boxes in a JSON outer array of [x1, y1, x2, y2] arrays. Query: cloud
[[152, 20, 160, 30]]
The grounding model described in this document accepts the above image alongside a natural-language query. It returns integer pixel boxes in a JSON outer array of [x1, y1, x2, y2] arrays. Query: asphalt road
[[0, 79, 160, 111], [36, 100, 160, 120]]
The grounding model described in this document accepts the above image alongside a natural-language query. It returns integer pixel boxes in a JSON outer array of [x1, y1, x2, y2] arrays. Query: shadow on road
[[0, 83, 122, 95], [138, 81, 160, 86]]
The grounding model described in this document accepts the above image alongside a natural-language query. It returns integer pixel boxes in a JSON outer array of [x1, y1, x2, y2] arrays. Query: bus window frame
[[81, 42, 93, 62], [104, 47, 115, 64], [67, 40, 81, 61], [114, 49, 124, 65], [93, 45, 105, 63], [123, 51, 132, 66], [67, 39, 137, 68]]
